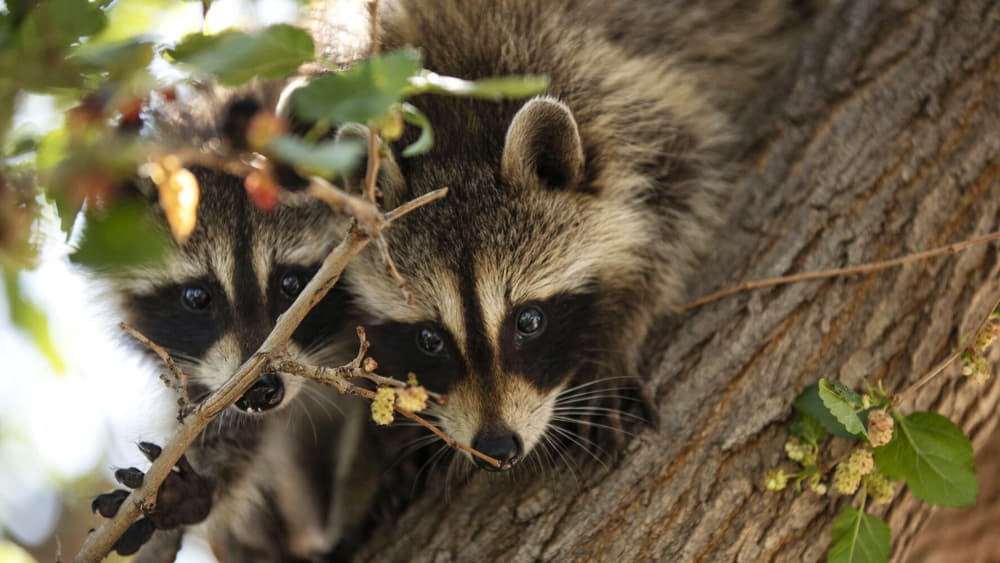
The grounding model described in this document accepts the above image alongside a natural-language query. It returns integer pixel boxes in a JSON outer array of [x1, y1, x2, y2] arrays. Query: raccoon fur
[[90, 83, 366, 561], [338, 0, 809, 472]]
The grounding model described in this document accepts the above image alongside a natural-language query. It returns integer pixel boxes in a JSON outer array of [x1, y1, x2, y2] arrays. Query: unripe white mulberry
[[395, 385, 429, 412], [867, 410, 894, 447], [865, 472, 895, 504], [764, 468, 789, 491], [371, 386, 396, 425]]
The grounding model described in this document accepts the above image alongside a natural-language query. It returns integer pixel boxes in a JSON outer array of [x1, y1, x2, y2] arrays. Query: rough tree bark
[[359, 0, 1000, 560]]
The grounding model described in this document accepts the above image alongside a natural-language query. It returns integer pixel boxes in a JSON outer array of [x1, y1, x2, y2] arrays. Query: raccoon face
[[113, 168, 348, 414], [347, 97, 658, 471]]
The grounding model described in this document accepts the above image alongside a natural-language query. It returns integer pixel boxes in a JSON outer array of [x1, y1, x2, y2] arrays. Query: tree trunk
[[359, 0, 1000, 560]]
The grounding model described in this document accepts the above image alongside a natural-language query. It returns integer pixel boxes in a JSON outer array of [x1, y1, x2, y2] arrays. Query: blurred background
[[1, 1, 302, 560]]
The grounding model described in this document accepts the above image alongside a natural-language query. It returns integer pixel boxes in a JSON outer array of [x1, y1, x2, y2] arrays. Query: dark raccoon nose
[[471, 432, 523, 471], [235, 373, 285, 413]]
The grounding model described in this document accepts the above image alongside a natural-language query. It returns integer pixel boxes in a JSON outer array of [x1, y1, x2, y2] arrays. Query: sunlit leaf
[[405, 70, 549, 100], [72, 199, 170, 269], [793, 384, 858, 440], [90, 0, 177, 46], [872, 411, 977, 507], [400, 102, 433, 157], [818, 379, 867, 438], [3, 266, 64, 373], [167, 24, 314, 86], [268, 136, 364, 179], [292, 48, 422, 123], [827, 506, 890, 563]]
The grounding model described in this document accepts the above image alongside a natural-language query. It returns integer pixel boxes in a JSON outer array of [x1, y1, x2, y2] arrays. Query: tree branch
[[73, 185, 447, 563]]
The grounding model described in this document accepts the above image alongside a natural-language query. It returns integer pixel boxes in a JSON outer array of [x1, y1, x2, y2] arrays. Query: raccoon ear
[[502, 97, 585, 191], [333, 123, 404, 199]]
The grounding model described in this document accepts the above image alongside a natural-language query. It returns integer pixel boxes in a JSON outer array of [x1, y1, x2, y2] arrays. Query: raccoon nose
[[235, 373, 285, 413], [471, 432, 523, 471]]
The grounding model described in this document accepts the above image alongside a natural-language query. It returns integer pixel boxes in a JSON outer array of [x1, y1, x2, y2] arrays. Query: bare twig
[[270, 353, 498, 467], [74, 190, 446, 563], [119, 322, 190, 400], [376, 235, 413, 304], [306, 177, 383, 234], [895, 294, 1000, 403], [368, 0, 381, 59], [348, 327, 446, 402], [674, 230, 1000, 314]]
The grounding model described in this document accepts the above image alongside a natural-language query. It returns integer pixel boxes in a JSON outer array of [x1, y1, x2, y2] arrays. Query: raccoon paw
[[91, 442, 213, 556]]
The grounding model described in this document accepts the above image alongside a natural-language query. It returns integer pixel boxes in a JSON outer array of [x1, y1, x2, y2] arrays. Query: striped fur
[[341, 0, 808, 471]]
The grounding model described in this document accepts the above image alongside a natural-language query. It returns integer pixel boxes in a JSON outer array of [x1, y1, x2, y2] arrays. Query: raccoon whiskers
[[550, 415, 637, 437], [546, 424, 609, 470], [539, 429, 581, 482], [412, 444, 453, 500], [552, 407, 646, 424]]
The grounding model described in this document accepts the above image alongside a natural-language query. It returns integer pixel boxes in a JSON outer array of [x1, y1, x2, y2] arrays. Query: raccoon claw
[[93, 443, 214, 556], [113, 518, 156, 556], [92, 489, 129, 518], [146, 453, 212, 529], [115, 467, 144, 489], [138, 441, 162, 461]]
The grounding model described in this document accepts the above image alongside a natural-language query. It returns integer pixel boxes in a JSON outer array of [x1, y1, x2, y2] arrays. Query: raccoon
[[339, 0, 808, 472], [88, 84, 365, 561]]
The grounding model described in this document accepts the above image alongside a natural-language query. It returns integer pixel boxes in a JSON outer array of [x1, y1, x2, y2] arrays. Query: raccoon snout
[[472, 431, 524, 471], [235, 373, 285, 413]]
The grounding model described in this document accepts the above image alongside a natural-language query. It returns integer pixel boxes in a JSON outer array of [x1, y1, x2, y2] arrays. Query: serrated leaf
[[292, 49, 422, 123], [268, 136, 364, 179], [872, 412, 977, 507], [406, 70, 549, 100], [827, 506, 890, 563], [818, 379, 867, 438], [72, 200, 170, 269], [790, 412, 827, 445], [793, 384, 858, 440], [399, 102, 433, 157], [167, 24, 314, 86], [3, 266, 64, 373]]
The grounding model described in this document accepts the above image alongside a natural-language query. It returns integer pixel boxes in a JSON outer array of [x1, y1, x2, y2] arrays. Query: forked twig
[[119, 322, 190, 396], [895, 294, 1000, 403], [74, 181, 447, 563]]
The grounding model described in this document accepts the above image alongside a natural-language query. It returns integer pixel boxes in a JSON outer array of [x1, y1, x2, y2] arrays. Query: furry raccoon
[[340, 0, 808, 471], [89, 84, 365, 561]]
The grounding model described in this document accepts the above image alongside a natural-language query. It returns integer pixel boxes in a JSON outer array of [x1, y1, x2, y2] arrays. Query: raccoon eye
[[181, 285, 211, 311], [416, 327, 446, 357], [280, 271, 308, 298], [515, 306, 545, 338]]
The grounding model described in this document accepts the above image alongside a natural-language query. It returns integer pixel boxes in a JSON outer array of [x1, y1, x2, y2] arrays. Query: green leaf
[[71, 200, 170, 269], [167, 24, 314, 86], [268, 136, 364, 179], [872, 412, 977, 507], [292, 48, 422, 123], [827, 506, 890, 563], [71, 38, 155, 79], [793, 384, 858, 440], [818, 379, 867, 438], [405, 70, 550, 100], [89, 0, 176, 46], [399, 102, 433, 157], [790, 412, 827, 445], [3, 266, 64, 373]]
